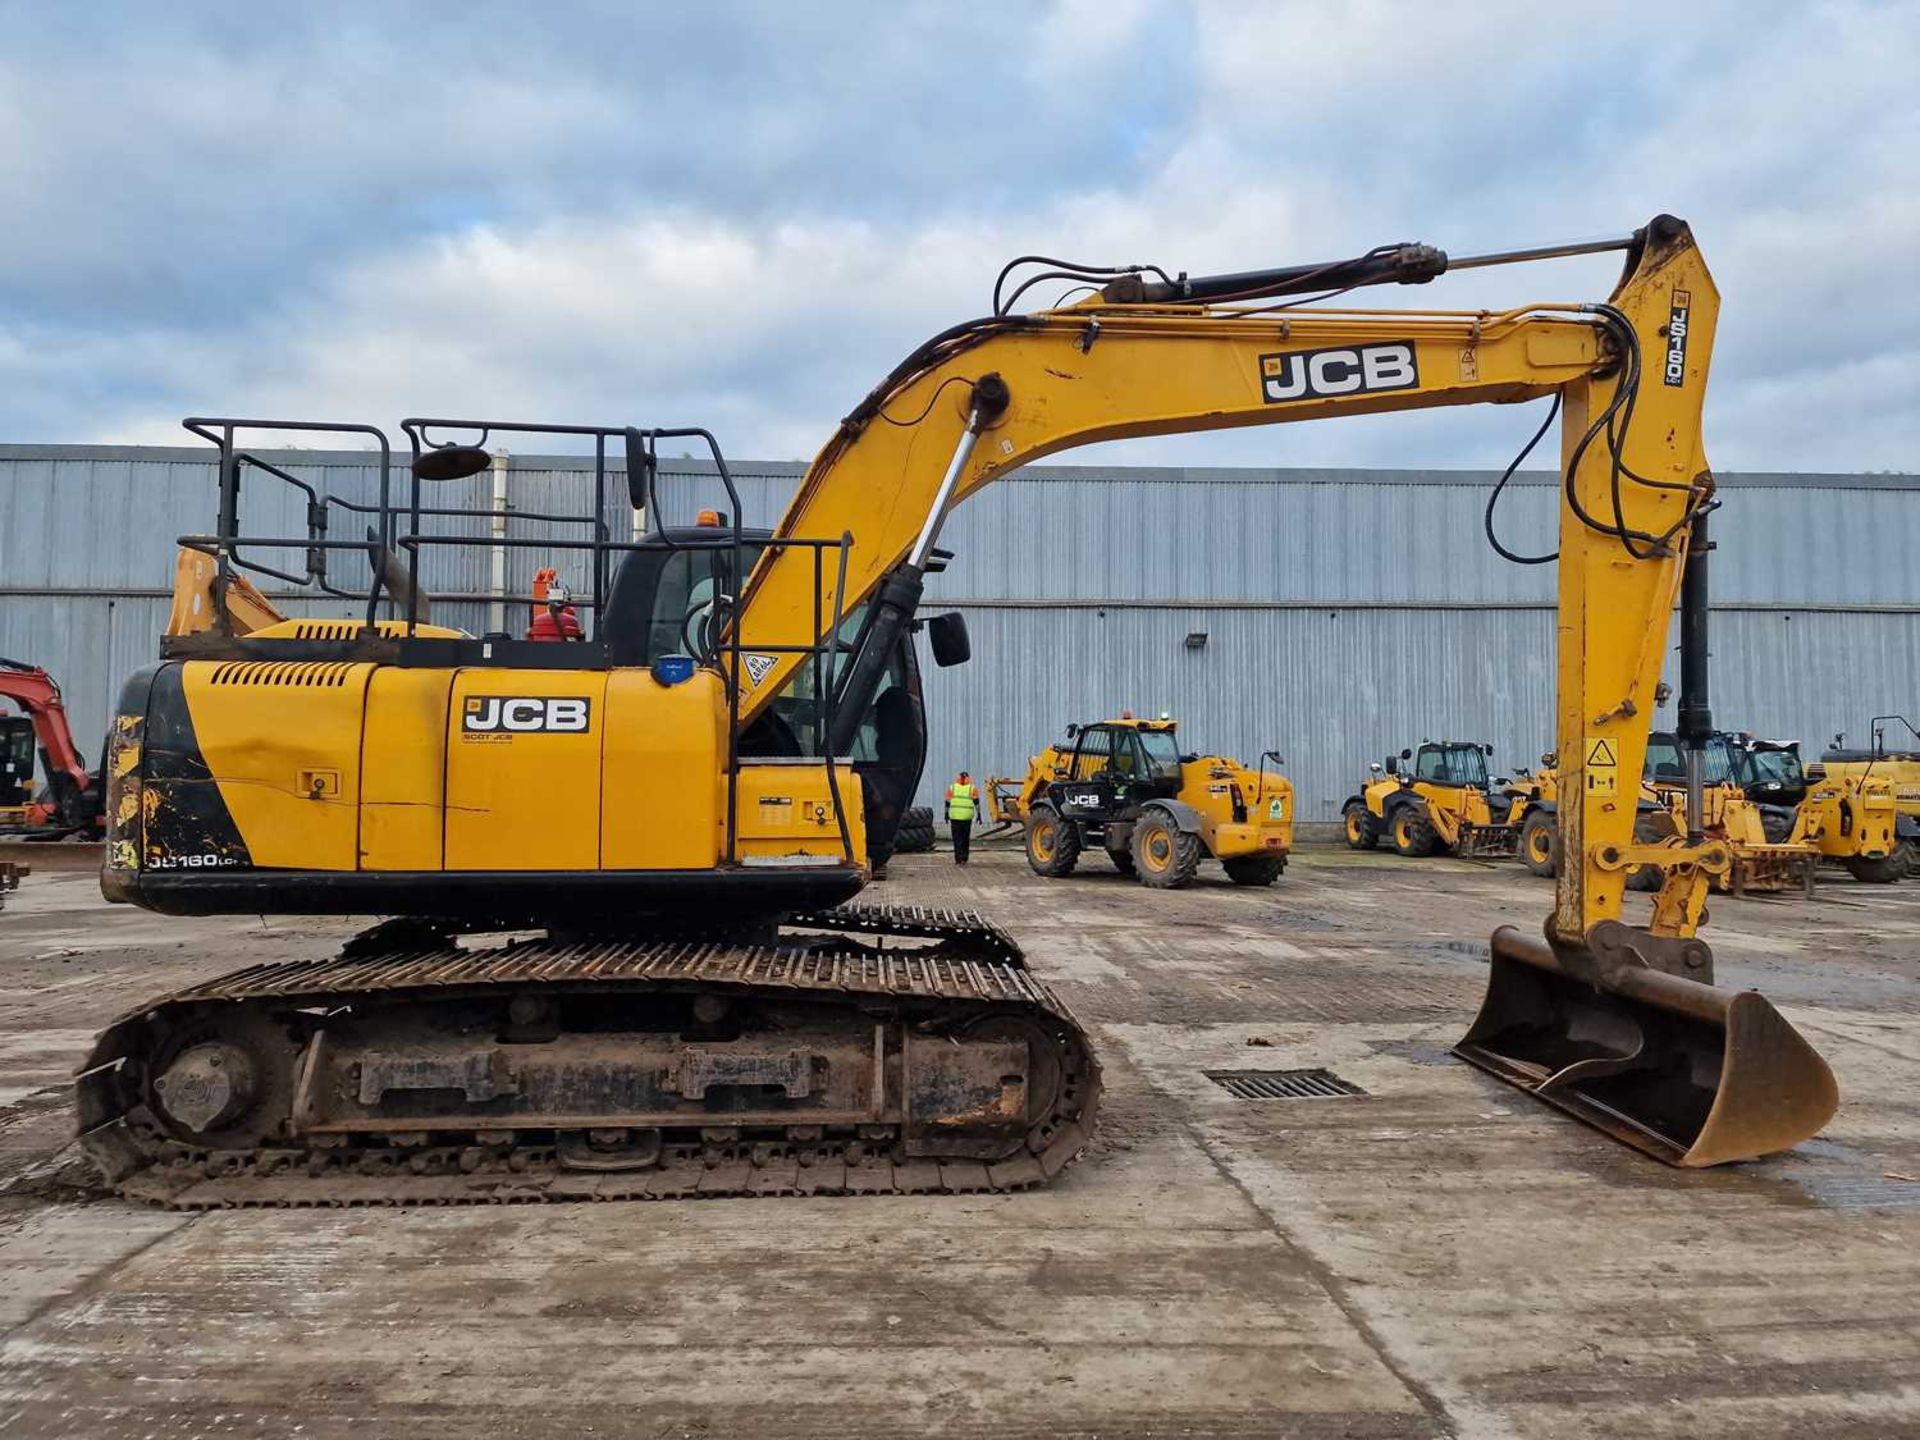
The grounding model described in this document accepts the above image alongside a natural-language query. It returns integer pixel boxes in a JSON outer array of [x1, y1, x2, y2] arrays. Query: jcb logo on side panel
[[1259, 343, 1418, 404], [462, 697, 592, 734]]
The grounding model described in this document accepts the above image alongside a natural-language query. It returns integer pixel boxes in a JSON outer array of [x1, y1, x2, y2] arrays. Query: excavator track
[[76, 904, 1100, 1208]]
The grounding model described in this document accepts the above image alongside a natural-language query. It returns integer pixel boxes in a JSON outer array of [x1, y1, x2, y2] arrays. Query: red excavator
[[0, 659, 105, 838]]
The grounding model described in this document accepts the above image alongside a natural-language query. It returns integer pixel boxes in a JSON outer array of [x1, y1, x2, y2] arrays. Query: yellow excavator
[[81, 214, 1837, 1205]]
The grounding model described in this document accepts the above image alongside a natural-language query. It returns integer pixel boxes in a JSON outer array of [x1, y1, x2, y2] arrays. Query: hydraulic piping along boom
[[827, 377, 1008, 755], [730, 214, 1835, 1166]]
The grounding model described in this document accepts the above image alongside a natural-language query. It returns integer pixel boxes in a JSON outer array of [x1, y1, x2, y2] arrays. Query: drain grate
[[1205, 1068, 1366, 1101]]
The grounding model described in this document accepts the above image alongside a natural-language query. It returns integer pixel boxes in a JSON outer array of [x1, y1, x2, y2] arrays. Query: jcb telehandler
[[83, 215, 1836, 1207], [1816, 718, 1920, 881], [1013, 716, 1292, 888], [1342, 741, 1518, 859]]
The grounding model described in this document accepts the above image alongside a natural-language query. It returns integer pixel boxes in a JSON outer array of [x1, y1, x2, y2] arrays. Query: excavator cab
[[604, 520, 934, 862], [0, 715, 35, 812]]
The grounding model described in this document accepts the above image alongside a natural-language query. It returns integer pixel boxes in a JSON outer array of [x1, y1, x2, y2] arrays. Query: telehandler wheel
[[1107, 847, 1137, 876], [1519, 810, 1558, 877], [1342, 803, 1379, 850], [1625, 810, 1678, 892], [893, 806, 936, 854], [1389, 805, 1436, 858], [1844, 837, 1913, 884], [1132, 811, 1201, 888], [1222, 853, 1285, 886], [1025, 804, 1081, 877]]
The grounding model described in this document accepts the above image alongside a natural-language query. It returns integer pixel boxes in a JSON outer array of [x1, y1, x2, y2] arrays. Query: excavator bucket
[[1455, 925, 1837, 1167]]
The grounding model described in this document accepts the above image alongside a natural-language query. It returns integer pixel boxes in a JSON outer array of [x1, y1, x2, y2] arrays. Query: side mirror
[[624, 429, 658, 512], [1065, 723, 1079, 739], [1399, 748, 1412, 761], [411, 444, 491, 482], [1369, 761, 1384, 774], [1384, 757, 1398, 775], [927, 611, 971, 667], [1484, 744, 1494, 756]]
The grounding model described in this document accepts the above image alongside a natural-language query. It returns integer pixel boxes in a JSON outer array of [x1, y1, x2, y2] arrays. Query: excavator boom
[[729, 214, 1835, 1165]]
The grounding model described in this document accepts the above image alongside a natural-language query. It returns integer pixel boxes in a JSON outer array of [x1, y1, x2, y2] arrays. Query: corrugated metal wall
[[4, 443, 1914, 822]]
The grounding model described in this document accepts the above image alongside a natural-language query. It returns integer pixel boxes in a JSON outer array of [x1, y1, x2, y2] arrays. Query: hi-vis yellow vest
[[946, 782, 978, 821]]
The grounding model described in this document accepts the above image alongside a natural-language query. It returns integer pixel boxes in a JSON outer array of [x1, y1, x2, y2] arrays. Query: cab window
[[1071, 728, 1113, 780], [1138, 729, 1183, 779], [1645, 737, 1685, 782], [643, 540, 768, 661], [1417, 745, 1486, 786]]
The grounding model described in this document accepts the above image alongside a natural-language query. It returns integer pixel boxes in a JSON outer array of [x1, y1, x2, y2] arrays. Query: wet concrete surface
[[0, 842, 1916, 1438]]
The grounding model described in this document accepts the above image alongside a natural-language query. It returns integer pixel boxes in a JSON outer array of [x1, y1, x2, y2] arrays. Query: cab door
[[1051, 725, 1123, 823]]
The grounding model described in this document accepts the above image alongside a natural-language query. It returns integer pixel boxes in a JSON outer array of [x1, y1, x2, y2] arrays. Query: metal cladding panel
[[916, 604, 1558, 824], [3, 444, 1916, 817], [935, 472, 1560, 605], [914, 604, 1920, 821], [930, 467, 1920, 607]]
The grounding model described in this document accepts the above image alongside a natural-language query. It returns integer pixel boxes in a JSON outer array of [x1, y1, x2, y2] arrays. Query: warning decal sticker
[[1584, 736, 1619, 796]]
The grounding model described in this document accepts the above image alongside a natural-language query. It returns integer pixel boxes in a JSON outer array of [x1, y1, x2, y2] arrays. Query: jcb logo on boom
[[462, 696, 592, 734], [1259, 342, 1418, 404]]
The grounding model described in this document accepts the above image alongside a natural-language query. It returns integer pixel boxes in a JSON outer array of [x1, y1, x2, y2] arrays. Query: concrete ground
[[1, 839, 1916, 1440]]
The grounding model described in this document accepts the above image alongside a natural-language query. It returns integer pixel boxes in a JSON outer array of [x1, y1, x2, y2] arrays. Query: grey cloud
[[0, 0, 1912, 478]]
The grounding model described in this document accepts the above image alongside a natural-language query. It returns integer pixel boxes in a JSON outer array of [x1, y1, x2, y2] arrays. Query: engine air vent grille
[[209, 661, 357, 688]]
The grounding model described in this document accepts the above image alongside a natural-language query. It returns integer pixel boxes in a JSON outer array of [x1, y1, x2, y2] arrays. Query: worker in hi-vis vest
[[945, 771, 979, 865]]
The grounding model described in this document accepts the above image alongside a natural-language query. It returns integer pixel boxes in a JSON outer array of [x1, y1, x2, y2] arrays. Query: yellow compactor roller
[[82, 215, 1836, 1205]]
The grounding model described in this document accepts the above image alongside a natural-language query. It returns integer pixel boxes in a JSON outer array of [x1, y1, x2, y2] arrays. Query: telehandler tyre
[[1389, 805, 1437, 858], [1342, 803, 1379, 850], [893, 805, 935, 854], [1223, 853, 1285, 886], [1625, 810, 1678, 892], [1025, 804, 1081, 877], [1519, 810, 1558, 877], [1844, 838, 1914, 884], [1132, 811, 1201, 889]]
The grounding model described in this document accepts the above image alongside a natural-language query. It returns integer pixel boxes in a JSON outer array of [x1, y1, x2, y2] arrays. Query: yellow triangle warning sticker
[[1585, 737, 1618, 767]]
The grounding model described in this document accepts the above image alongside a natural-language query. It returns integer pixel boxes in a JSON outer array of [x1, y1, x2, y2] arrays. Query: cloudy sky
[[1, 1, 1914, 471]]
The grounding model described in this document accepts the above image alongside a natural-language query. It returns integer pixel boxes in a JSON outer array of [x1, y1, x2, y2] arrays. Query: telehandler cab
[[1343, 741, 1518, 859], [1015, 716, 1292, 888]]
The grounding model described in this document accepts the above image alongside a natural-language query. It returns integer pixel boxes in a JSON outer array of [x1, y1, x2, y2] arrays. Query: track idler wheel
[[1454, 921, 1838, 1167]]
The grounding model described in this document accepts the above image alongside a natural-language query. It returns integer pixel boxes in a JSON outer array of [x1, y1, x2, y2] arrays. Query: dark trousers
[[950, 818, 972, 864]]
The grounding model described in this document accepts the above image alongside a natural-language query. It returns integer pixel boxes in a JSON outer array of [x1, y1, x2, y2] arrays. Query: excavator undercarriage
[[79, 904, 1099, 1207]]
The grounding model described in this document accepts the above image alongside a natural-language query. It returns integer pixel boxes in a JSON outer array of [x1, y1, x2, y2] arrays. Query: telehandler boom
[[84, 215, 1835, 1205]]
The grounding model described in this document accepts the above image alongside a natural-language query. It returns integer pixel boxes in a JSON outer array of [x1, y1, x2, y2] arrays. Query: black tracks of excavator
[[77, 903, 1101, 1209]]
